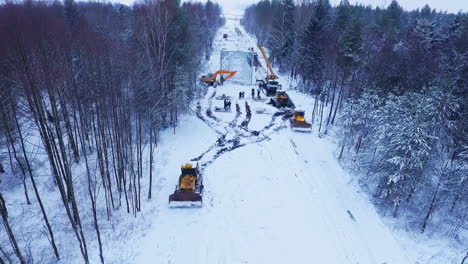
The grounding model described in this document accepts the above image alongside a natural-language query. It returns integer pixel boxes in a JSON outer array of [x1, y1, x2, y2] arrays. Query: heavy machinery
[[201, 70, 237, 86], [169, 163, 203, 208], [256, 79, 281, 96], [269, 90, 294, 108], [215, 94, 232, 100], [256, 43, 280, 96], [290, 110, 312, 132], [257, 43, 278, 81]]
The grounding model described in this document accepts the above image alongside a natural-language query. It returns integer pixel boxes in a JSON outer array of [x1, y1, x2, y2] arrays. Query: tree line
[[242, 0, 467, 238], [0, 0, 224, 263]]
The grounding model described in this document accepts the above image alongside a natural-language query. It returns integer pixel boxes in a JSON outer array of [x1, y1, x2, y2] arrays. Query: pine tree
[[334, 0, 351, 35], [380, 0, 404, 38], [413, 17, 442, 50], [64, 0, 79, 25], [298, 0, 331, 90], [268, 0, 295, 71], [339, 18, 363, 72]]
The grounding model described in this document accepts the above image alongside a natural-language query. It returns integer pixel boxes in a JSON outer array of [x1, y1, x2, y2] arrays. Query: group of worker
[[217, 75, 225, 86], [238, 89, 261, 100], [223, 99, 232, 111], [251, 88, 261, 99]]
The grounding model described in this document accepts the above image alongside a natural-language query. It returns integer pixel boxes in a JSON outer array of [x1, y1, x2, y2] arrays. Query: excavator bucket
[[169, 191, 202, 208]]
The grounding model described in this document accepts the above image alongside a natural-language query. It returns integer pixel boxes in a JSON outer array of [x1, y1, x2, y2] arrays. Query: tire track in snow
[[192, 92, 290, 178], [287, 136, 355, 263], [289, 135, 381, 263], [228, 103, 242, 128]]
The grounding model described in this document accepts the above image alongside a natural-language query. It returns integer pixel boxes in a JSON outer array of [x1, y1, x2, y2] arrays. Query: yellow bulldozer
[[169, 163, 203, 208], [290, 110, 312, 132], [269, 90, 294, 108], [201, 70, 237, 86]]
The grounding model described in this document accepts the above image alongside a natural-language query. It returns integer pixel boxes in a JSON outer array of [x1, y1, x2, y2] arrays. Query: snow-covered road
[[132, 18, 412, 264]]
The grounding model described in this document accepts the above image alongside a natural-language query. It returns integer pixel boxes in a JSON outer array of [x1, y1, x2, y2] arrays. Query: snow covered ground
[[93, 16, 468, 264], [2, 16, 465, 264], [128, 18, 416, 264]]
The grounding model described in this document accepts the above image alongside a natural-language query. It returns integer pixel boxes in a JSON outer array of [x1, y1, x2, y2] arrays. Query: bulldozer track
[[192, 98, 287, 173], [228, 103, 242, 128], [196, 104, 225, 136], [190, 64, 294, 183], [192, 103, 286, 176], [239, 102, 252, 131]]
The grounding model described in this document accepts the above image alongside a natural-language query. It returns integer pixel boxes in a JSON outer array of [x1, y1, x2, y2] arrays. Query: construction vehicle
[[290, 110, 312, 132], [256, 79, 281, 96], [169, 163, 203, 208], [256, 43, 280, 96], [257, 43, 278, 81], [201, 70, 237, 86], [269, 90, 294, 108], [215, 94, 232, 100]]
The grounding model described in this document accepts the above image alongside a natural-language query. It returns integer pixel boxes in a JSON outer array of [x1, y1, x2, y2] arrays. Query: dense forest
[[0, 0, 223, 263], [242, 0, 467, 235]]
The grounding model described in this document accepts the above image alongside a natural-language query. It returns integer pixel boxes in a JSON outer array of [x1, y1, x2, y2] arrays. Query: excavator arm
[[201, 70, 237, 85], [257, 43, 278, 81], [213, 70, 237, 81]]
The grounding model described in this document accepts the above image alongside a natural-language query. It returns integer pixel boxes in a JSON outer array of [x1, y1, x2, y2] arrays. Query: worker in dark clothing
[[220, 75, 224, 85], [251, 88, 255, 99], [257, 89, 261, 99], [239, 91, 243, 99], [224, 99, 227, 110]]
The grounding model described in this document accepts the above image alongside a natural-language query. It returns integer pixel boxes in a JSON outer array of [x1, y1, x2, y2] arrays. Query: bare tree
[[0, 193, 26, 264]]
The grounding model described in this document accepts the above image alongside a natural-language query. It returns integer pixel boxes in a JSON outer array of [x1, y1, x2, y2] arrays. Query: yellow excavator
[[257, 43, 278, 81], [256, 43, 281, 96], [290, 110, 312, 132], [201, 70, 237, 86], [169, 163, 203, 208]]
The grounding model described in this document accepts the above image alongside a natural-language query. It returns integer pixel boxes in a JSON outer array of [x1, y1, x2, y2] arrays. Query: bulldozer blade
[[169, 191, 203, 208], [169, 200, 202, 208], [291, 126, 312, 132], [290, 120, 312, 132]]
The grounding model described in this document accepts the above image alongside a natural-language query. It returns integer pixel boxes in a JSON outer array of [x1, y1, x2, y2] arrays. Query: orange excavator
[[201, 70, 237, 86]]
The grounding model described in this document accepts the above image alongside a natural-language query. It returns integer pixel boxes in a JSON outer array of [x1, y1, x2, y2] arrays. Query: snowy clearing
[[128, 18, 416, 264], [2, 14, 465, 264]]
